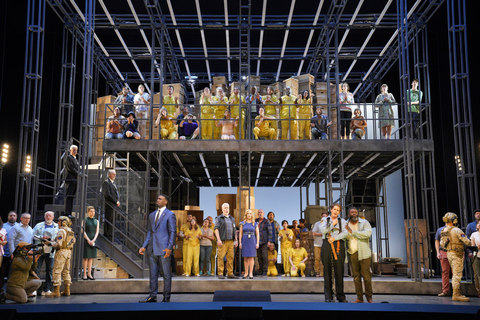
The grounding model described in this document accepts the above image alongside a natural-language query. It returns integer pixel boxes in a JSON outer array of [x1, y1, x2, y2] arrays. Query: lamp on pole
[[0, 143, 9, 197]]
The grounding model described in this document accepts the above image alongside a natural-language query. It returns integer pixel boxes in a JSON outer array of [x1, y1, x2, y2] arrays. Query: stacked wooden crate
[[215, 194, 237, 217], [316, 82, 337, 139], [268, 82, 285, 97], [283, 77, 299, 96], [94, 95, 116, 157], [93, 250, 119, 279], [297, 74, 315, 94], [212, 76, 228, 95]]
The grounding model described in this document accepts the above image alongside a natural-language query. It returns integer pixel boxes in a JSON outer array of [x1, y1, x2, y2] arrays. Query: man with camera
[[8, 213, 33, 260], [1, 242, 42, 304]]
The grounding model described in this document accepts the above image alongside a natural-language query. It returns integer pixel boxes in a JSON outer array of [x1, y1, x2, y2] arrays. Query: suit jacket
[[64, 154, 80, 180], [143, 208, 176, 256], [103, 178, 119, 205]]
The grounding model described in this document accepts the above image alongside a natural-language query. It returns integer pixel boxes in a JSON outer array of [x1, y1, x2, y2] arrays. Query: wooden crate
[[283, 77, 299, 96], [185, 205, 200, 210], [94, 268, 105, 279], [105, 257, 118, 268], [246, 75, 261, 88], [94, 257, 105, 268], [297, 74, 315, 93], [173, 210, 187, 230], [104, 268, 117, 279], [268, 82, 284, 97], [216, 194, 237, 211], [213, 76, 227, 86], [116, 266, 129, 279]]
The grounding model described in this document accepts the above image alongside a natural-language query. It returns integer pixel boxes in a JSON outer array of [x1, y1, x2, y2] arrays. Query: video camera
[[13, 243, 44, 257]]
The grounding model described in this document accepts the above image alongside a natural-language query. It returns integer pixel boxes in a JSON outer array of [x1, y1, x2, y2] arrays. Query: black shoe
[[0, 292, 6, 304], [262, 272, 267, 277], [87, 276, 95, 280], [161, 297, 170, 303], [338, 299, 348, 303], [325, 299, 333, 303], [227, 274, 238, 279], [139, 297, 157, 303], [218, 275, 225, 279]]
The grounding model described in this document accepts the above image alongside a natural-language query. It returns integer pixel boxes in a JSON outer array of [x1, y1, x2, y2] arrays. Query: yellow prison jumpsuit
[[184, 227, 202, 276], [228, 94, 246, 139], [180, 222, 190, 274], [159, 115, 177, 139], [279, 229, 294, 275], [163, 95, 178, 118], [212, 96, 230, 139], [280, 94, 298, 140], [200, 96, 214, 140], [289, 247, 308, 277], [267, 249, 278, 276], [297, 97, 312, 140], [253, 115, 276, 140], [262, 95, 279, 136]]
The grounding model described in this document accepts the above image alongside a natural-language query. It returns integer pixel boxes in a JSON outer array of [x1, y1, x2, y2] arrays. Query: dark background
[[0, 1, 479, 224]]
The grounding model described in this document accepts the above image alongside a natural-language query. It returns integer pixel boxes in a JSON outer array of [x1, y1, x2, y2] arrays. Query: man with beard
[[345, 207, 373, 303]]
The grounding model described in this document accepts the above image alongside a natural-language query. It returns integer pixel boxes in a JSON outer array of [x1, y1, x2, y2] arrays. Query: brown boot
[[452, 289, 470, 302], [45, 286, 60, 298], [61, 285, 70, 296]]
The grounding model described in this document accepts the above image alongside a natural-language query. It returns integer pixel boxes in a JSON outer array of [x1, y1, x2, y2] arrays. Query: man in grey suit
[[139, 194, 176, 303]]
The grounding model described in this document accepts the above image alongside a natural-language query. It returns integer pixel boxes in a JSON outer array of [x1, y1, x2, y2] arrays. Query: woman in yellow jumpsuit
[[212, 87, 229, 139], [155, 107, 177, 139], [228, 87, 246, 139], [184, 218, 202, 276], [289, 238, 308, 277], [262, 86, 279, 138], [253, 106, 276, 140], [200, 87, 214, 140], [163, 85, 179, 118], [279, 220, 294, 276], [279, 87, 297, 140], [267, 243, 278, 276], [296, 90, 313, 140]]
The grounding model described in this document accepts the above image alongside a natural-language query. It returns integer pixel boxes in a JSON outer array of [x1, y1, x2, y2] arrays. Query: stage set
[[3, 0, 479, 319]]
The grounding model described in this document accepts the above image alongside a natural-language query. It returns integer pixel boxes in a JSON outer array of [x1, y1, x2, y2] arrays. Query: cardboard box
[[104, 268, 117, 279]]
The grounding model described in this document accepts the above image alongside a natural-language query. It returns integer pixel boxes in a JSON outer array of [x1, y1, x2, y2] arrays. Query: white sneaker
[[301, 275, 306, 278], [286, 274, 291, 277], [44, 290, 52, 295]]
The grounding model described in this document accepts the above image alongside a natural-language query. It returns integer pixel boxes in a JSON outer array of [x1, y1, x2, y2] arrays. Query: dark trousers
[[64, 181, 77, 217], [348, 252, 373, 300], [0, 255, 12, 293], [36, 254, 55, 292], [321, 239, 346, 301], [148, 253, 172, 299], [104, 203, 115, 238], [256, 243, 268, 274], [340, 111, 352, 138], [411, 112, 420, 139]]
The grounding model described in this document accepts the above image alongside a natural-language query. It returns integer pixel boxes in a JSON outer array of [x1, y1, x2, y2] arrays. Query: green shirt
[[407, 89, 423, 113]]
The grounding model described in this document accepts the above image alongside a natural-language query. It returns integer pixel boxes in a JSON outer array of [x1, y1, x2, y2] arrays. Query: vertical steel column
[[447, 0, 478, 226], [397, 0, 421, 282], [15, 0, 46, 216], [239, 0, 251, 139]]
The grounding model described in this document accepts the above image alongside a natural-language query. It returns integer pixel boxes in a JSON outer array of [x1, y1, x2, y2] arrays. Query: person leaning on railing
[[350, 108, 367, 140], [310, 106, 332, 140], [114, 86, 134, 117], [105, 106, 126, 140]]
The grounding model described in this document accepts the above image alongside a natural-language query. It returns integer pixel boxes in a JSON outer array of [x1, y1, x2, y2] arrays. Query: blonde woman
[[239, 209, 259, 279], [279, 220, 294, 276]]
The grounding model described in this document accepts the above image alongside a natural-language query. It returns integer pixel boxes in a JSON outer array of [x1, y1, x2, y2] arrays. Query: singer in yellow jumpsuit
[[200, 87, 214, 140], [280, 89, 297, 140], [262, 87, 279, 137], [289, 239, 308, 277], [184, 218, 202, 276], [267, 244, 278, 276], [297, 91, 313, 140], [229, 88, 246, 139], [279, 220, 294, 276], [212, 88, 229, 140]]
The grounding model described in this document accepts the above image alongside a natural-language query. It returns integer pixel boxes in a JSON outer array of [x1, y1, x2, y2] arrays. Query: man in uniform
[[440, 212, 471, 302], [45, 216, 76, 298]]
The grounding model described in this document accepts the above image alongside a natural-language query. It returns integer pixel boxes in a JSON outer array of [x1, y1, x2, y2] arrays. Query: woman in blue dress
[[239, 209, 259, 279]]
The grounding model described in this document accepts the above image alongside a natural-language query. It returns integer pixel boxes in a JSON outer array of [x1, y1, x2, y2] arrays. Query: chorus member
[[296, 91, 314, 140], [134, 84, 151, 139], [123, 111, 141, 139], [200, 87, 215, 140], [262, 86, 280, 137], [214, 109, 238, 140], [105, 107, 126, 139], [345, 207, 373, 303], [279, 220, 294, 276], [291, 219, 301, 246], [440, 212, 471, 302], [179, 113, 199, 140], [467, 209, 480, 297], [32, 211, 59, 295], [299, 219, 308, 233], [0, 218, 6, 288], [338, 82, 354, 139], [255, 209, 272, 277], [212, 87, 229, 139], [289, 238, 308, 277], [207, 216, 217, 275], [114, 86, 135, 116], [320, 203, 348, 302], [64, 145, 80, 217], [312, 212, 328, 277], [253, 106, 276, 140], [8, 213, 33, 260], [310, 107, 331, 140], [267, 243, 278, 277], [0, 211, 18, 294], [267, 211, 280, 252], [155, 107, 177, 140], [176, 106, 191, 137], [246, 85, 262, 136], [435, 221, 451, 297], [179, 213, 192, 276], [470, 222, 480, 298], [375, 84, 396, 140], [184, 218, 202, 277], [350, 108, 367, 140], [279, 87, 298, 140], [199, 219, 214, 276], [139, 194, 176, 303], [102, 169, 120, 239], [163, 85, 180, 118], [406, 79, 423, 139], [82, 206, 99, 281], [228, 87, 246, 139], [239, 209, 259, 279], [214, 203, 238, 279]]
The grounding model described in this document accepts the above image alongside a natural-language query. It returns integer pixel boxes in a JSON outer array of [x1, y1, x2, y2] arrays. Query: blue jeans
[[105, 132, 123, 139], [148, 253, 172, 299], [200, 245, 213, 273], [311, 128, 328, 140], [36, 253, 55, 292], [351, 129, 365, 140]]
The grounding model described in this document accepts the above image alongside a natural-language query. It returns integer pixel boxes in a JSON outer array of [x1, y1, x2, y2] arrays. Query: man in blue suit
[[139, 194, 176, 303]]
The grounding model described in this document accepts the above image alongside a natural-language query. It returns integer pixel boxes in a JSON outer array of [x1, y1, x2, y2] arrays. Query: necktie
[[155, 209, 161, 225]]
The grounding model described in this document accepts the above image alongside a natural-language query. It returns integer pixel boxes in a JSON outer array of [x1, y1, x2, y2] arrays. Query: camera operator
[[1, 242, 42, 304]]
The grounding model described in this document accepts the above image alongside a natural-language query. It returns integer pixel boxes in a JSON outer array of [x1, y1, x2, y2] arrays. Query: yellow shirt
[[255, 115, 274, 135], [163, 95, 177, 117], [268, 249, 277, 266], [228, 94, 246, 119], [212, 96, 229, 118], [159, 116, 175, 130], [185, 228, 202, 247], [200, 96, 214, 115], [279, 229, 293, 249], [280, 95, 297, 119], [289, 247, 308, 265], [262, 95, 279, 115], [180, 223, 190, 245], [297, 97, 311, 115]]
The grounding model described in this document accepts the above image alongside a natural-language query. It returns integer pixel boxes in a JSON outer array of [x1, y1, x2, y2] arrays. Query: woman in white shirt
[[134, 84, 151, 139]]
